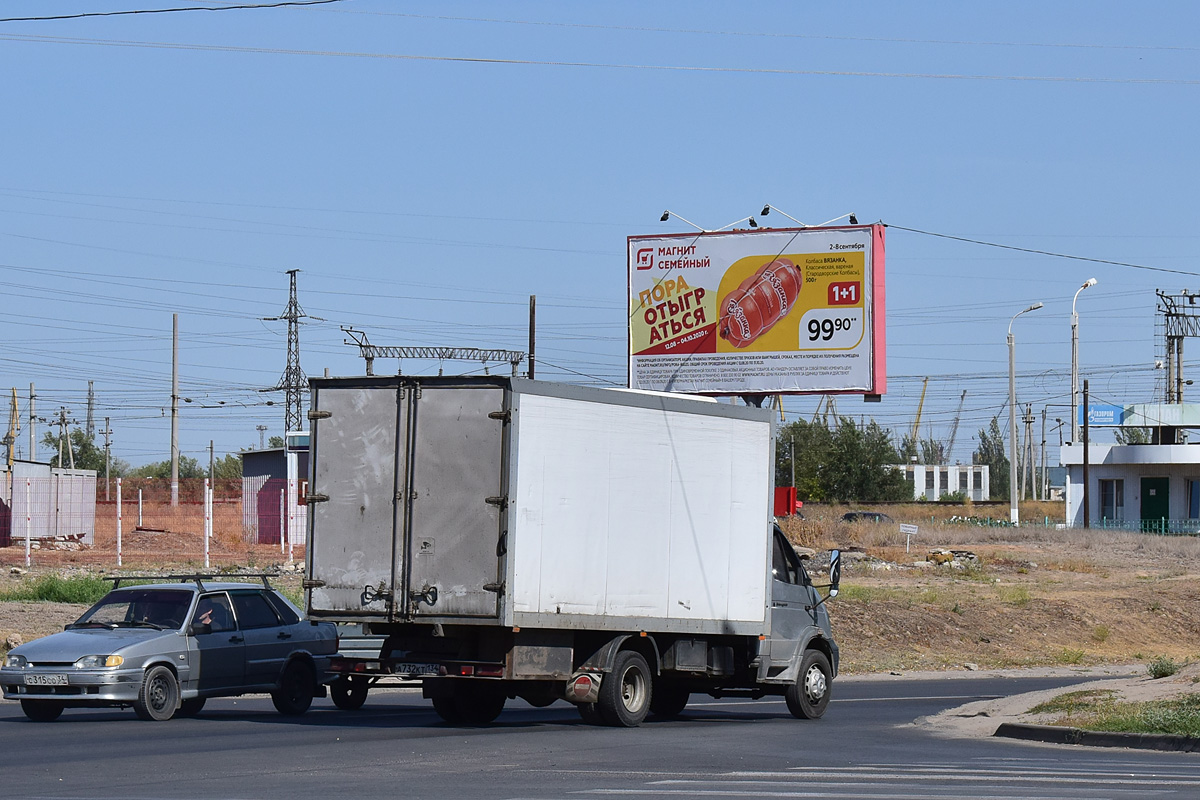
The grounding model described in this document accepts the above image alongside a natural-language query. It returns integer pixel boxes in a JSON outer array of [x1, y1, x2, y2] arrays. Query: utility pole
[[86, 380, 95, 438], [528, 295, 536, 380], [256, 425, 268, 449], [4, 388, 19, 468], [102, 417, 112, 501], [56, 407, 77, 469], [171, 313, 180, 507], [1040, 407, 1047, 501], [1021, 404, 1035, 501], [28, 383, 36, 462], [263, 270, 311, 435], [209, 440, 215, 484], [1083, 380, 1091, 528]]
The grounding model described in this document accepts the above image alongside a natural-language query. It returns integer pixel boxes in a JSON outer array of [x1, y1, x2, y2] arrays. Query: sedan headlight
[[74, 655, 124, 668], [4, 654, 27, 668]]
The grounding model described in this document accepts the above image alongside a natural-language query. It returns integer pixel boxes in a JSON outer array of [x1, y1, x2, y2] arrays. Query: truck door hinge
[[486, 496, 508, 510], [307, 409, 332, 420], [488, 410, 511, 423], [305, 493, 330, 504], [483, 582, 506, 595], [396, 490, 418, 503]]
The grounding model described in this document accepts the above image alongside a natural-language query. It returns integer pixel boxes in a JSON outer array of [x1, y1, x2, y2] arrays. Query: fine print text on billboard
[[628, 225, 886, 396]]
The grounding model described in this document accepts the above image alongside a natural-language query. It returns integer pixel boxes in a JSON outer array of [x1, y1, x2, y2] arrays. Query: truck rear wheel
[[649, 681, 689, 719], [597, 650, 651, 727], [330, 676, 369, 710], [786, 650, 831, 719], [432, 683, 506, 725]]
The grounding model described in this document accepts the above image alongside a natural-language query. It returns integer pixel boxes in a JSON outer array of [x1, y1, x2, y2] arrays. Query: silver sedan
[[1, 579, 337, 721]]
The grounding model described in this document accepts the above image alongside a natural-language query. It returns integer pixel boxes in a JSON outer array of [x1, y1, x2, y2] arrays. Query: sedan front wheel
[[133, 665, 179, 721]]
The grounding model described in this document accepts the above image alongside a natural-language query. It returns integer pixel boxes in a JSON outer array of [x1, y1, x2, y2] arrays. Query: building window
[[1099, 479, 1124, 522], [1187, 480, 1200, 519]]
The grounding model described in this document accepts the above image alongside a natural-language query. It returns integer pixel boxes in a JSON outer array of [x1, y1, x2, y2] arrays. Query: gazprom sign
[[1079, 404, 1125, 426]]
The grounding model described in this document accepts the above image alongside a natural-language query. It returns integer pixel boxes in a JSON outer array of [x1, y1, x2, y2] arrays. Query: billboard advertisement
[[628, 224, 886, 396]]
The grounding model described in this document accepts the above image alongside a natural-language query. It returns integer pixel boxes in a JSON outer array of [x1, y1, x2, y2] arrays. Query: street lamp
[[1070, 278, 1098, 443], [1009, 301, 1044, 525]]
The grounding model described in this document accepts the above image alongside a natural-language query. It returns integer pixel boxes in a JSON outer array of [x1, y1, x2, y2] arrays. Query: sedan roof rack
[[105, 573, 276, 591]]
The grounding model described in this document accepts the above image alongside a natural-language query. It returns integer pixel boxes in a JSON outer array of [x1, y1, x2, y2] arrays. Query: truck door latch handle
[[410, 585, 438, 606]]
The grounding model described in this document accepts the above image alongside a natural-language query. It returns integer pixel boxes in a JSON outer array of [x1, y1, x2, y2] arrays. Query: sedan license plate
[[391, 662, 439, 677], [24, 674, 68, 686]]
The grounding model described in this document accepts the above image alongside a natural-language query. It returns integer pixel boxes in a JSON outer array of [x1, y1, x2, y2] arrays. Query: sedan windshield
[[71, 589, 193, 631]]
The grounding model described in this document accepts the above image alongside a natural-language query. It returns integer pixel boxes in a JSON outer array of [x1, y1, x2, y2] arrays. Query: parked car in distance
[[1, 576, 337, 722], [841, 511, 894, 524]]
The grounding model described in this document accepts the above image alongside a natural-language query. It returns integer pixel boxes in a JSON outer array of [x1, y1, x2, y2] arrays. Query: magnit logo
[[635, 248, 654, 270]]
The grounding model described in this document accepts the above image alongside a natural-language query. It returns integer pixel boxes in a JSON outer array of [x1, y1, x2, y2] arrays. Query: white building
[[1061, 403, 1200, 531], [895, 463, 990, 501]]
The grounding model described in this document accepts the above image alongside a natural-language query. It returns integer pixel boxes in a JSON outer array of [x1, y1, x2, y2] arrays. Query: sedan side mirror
[[188, 622, 212, 636], [829, 549, 841, 597]]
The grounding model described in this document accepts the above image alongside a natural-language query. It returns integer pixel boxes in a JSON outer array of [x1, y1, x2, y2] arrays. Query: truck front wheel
[[597, 650, 651, 727], [786, 650, 831, 719]]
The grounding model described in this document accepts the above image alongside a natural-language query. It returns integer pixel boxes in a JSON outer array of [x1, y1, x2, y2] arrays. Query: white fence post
[[116, 478, 123, 568], [204, 478, 211, 570], [138, 487, 143, 528], [279, 487, 285, 556], [287, 478, 295, 564], [24, 478, 31, 568]]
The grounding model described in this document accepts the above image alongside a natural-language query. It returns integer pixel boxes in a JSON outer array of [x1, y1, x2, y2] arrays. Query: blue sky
[[1, 1, 1197, 468]]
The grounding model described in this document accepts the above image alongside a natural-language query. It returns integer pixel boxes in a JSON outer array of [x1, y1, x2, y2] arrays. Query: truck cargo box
[[305, 377, 775, 637]]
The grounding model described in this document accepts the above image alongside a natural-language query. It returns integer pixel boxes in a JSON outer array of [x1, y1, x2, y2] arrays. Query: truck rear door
[[307, 382, 406, 619], [403, 384, 507, 619]]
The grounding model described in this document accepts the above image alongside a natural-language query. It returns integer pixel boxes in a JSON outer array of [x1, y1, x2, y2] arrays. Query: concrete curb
[[994, 723, 1200, 753]]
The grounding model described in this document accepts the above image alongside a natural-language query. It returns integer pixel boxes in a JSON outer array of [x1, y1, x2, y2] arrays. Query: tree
[[776, 417, 908, 503], [972, 417, 1009, 499], [41, 428, 129, 475], [213, 453, 243, 480], [268, 435, 285, 449], [775, 419, 833, 501], [131, 455, 204, 480], [1114, 427, 1152, 445]]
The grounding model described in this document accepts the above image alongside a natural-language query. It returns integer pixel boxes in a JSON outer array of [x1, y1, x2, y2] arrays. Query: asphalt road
[[4, 674, 1197, 799]]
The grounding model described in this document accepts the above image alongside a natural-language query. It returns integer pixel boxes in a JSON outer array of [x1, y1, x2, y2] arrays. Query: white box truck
[[303, 376, 840, 726]]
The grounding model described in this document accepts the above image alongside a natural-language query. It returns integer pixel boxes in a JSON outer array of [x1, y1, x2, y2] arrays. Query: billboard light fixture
[[759, 204, 808, 227], [714, 216, 759, 232], [659, 210, 708, 233], [759, 206, 861, 228]]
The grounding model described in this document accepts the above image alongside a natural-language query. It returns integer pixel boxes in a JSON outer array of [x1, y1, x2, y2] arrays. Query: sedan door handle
[[229, 635, 244, 643], [277, 632, 292, 640]]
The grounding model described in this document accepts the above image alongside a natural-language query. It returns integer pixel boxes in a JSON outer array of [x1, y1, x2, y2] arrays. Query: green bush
[[1148, 656, 1181, 679], [0, 574, 111, 604]]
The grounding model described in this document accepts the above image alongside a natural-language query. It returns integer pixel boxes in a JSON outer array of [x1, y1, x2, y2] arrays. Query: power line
[[2, 33, 1198, 85], [0, 0, 343, 24], [885, 224, 1200, 277]]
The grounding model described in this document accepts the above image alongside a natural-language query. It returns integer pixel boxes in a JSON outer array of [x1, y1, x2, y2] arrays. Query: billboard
[[628, 224, 886, 396], [1079, 404, 1125, 427]]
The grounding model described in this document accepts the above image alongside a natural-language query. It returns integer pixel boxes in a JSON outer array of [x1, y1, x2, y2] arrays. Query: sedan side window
[[193, 594, 236, 633], [264, 591, 300, 626], [231, 591, 283, 630]]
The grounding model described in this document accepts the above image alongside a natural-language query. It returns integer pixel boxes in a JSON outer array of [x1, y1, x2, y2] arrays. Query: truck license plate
[[25, 674, 68, 686], [392, 663, 439, 676]]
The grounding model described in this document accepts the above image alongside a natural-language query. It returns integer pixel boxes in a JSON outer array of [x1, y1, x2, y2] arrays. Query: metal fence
[[1, 476, 306, 568], [1091, 517, 1200, 536]]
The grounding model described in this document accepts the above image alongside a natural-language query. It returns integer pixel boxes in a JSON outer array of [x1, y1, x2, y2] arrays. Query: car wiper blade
[[124, 620, 168, 630], [67, 621, 117, 630]]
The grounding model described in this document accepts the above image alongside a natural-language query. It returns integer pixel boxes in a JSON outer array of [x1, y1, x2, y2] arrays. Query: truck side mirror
[[828, 550, 841, 597]]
